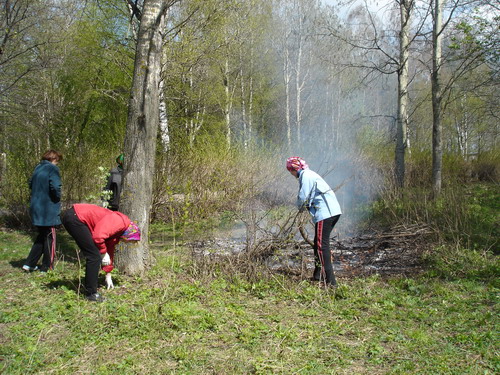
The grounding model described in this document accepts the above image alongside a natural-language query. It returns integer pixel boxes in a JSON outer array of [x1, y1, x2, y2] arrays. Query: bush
[[0, 147, 123, 229], [371, 182, 499, 253], [423, 244, 499, 282], [0, 153, 33, 228], [443, 153, 471, 184], [405, 150, 433, 187], [471, 151, 500, 182], [151, 138, 282, 225]]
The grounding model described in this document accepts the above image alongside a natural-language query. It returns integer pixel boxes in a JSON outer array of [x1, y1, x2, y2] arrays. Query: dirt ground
[[190, 224, 434, 280]]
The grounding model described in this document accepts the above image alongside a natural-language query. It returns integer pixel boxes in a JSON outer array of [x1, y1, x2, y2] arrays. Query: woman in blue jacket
[[22, 150, 63, 272], [287, 156, 342, 287]]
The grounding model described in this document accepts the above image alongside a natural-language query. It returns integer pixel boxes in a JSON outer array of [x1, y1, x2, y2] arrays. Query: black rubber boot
[[86, 293, 105, 302], [312, 267, 321, 281]]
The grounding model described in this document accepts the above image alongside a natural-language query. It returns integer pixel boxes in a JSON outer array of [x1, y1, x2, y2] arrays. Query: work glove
[[101, 252, 111, 266], [105, 273, 114, 289]]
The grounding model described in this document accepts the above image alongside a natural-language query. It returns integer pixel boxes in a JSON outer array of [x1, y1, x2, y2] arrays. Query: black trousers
[[25, 226, 56, 271], [313, 215, 340, 286], [62, 207, 101, 295]]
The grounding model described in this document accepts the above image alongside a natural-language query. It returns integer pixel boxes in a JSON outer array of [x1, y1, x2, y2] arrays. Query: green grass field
[[1, 228, 498, 374]]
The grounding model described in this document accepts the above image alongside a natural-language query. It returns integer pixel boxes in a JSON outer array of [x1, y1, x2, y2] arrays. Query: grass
[[0, 227, 498, 375]]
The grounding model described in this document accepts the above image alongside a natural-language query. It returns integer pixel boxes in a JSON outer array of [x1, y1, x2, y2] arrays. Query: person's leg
[[24, 227, 46, 270], [62, 208, 101, 295], [320, 216, 338, 286], [314, 215, 340, 286], [312, 223, 322, 281], [39, 227, 56, 272]]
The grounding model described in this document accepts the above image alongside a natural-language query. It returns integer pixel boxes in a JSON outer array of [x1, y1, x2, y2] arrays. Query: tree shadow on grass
[[44, 274, 121, 294], [9, 259, 26, 269], [54, 229, 81, 263], [8, 227, 84, 270], [44, 277, 84, 294]]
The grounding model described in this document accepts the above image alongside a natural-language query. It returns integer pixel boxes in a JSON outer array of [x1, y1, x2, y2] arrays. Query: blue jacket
[[29, 161, 62, 226], [297, 168, 342, 223]]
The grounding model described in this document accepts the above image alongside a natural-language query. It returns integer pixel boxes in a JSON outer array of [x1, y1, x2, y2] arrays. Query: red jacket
[[73, 204, 131, 273]]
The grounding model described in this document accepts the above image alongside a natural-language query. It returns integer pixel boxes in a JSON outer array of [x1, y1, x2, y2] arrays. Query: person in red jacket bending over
[[62, 203, 141, 302]]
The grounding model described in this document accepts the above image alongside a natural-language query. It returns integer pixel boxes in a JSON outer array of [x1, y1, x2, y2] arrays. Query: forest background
[[0, 0, 498, 373], [0, 0, 498, 235]]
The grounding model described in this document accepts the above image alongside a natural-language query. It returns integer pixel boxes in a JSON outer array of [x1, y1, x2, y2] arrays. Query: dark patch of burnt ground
[[189, 224, 434, 280]]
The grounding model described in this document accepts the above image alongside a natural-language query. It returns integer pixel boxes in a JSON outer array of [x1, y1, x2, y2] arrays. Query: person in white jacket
[[286, 156, 342, 287]]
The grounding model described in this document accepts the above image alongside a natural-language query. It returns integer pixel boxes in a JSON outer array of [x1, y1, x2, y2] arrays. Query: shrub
[[0, 153, 34, 228], [423, 244, 499, 282], [151, 138, 281, 225], [405, 150, 433, 188], [471, 150, 500, 182], [371, 182, 499, 254]]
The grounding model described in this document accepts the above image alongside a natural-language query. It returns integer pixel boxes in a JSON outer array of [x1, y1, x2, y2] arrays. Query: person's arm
[[296, 172, 315, 210], [48, 166, 62, 202], [101, 239, 118, 272], [315, 175, 332, 194], [104, 170, 113, 191], [102, 234, 119, 289], [92, 216, 128, 254], [105, 273, 114, 289]]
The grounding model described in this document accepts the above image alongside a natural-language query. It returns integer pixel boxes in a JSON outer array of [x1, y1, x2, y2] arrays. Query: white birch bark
[[432, 0, 444, 196], [284, 47, 292, 149], [240, 61, 248, 149], [248, 43, 254, 147], [224, 58, 233, 147], [159, 78, 170, 151], [395, 0, 412, 187]]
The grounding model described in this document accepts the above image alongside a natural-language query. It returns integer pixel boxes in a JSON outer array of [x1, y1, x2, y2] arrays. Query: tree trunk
[[224, 58, 233, 147], [116, 0, 168, 275], [159, 79, 170, 151], [295, 21, 303, 145], [248, 44, 254, 148], [432, 0, 443, 197], [284, 47, 292, 149], [239, 60, 248, 149], [395, 0, 412, 187]]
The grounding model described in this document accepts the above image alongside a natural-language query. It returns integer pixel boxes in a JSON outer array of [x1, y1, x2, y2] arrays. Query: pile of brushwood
[[189, 208, 433, 282]]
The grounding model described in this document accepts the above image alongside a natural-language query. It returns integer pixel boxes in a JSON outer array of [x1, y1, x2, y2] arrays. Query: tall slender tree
[[321, 0, 421, 185], [431, 0, 444, 196], [395, 0, 414, 187]]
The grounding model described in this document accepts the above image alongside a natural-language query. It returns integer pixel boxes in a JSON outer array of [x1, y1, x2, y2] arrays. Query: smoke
[[235, 122, 385, 240], [262, 2, 395, 235], [227, 0, 396, 239], [278, 143, 383, 236]]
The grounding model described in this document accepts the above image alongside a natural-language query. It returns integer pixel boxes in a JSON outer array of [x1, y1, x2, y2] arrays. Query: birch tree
[[428, 0, 497, 193], [395, 0, 414, 187], [321, 0, 421, 186], [431, 0, 444, 196]]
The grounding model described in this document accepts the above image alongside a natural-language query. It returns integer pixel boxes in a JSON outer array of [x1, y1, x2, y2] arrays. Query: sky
[[322, 0, 394, 21]]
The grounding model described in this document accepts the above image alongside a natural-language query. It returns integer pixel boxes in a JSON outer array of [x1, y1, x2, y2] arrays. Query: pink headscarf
[[121, 221, 141, 241], [286, 156, 309, 172]]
